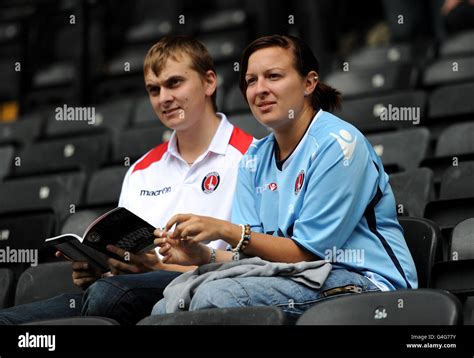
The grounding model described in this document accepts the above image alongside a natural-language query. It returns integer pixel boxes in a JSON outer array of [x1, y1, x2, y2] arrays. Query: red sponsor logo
[[268, 183, 278, 191]]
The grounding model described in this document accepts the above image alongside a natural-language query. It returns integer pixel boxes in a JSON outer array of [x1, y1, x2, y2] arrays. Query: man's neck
[[176, 107, 221, 164]]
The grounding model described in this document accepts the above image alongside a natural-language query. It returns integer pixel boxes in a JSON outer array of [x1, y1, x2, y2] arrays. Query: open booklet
[[45, 207, 157, 273]]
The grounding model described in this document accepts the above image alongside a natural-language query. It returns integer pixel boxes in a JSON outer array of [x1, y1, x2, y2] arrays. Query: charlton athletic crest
[[294, 170, 305, 195], [202, 172, 220, 194]]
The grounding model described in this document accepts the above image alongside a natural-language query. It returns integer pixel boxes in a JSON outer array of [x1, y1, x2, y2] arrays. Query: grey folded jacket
[[159, 256, 332, 313]]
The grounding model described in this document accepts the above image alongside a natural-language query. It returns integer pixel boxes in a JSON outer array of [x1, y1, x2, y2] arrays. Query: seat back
[[0, 268, 14, 308], [296, 289, 461, 325], [450, 218, 474, 260], [86, 166, 128, 206], [440, 161, 474, 200], [436, 122, 474, 158], [14, 261, 82, 306], [398, 216, 441, 287], [137, 306, 287, 325]]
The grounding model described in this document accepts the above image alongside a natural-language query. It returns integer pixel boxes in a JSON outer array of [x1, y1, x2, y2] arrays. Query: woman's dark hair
[[239, 35, 342, 112]]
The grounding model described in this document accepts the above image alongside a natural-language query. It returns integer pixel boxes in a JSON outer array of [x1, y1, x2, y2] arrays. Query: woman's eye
[[246, 78, 256, 85], [269, 73, 280, 79]]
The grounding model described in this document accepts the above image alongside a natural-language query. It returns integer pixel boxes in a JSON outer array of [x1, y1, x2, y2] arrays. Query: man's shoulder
[[131, 141, 169, 174]]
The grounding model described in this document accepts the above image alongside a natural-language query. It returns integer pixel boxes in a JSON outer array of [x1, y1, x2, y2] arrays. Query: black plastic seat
[[423, 57, 474, 87], [112, 126, 170, 164], [45, 98, 134, 138], [0, 172, 86, 221], [450, 218, 474, 261], [12, 134, 109, 177], [398, 216, 443, 286], [0, 268, 14, 308], [296, 289, 461, 325], [224, 84, 248, 114], [336, 90, 427, 133], [199, 31, 247, 63], [440, 161, 474, 200], [86, 166, 128, 206], [0, 113, 42, 146], [199, 9, 248, 33], [435, 122, 474, 158], [137, 306, 287, 325], [22, 316, 119, 325], [440, 30, 474, 58], [0, 145, 14, 180], [430, 259, 474, 298], [389, 168, 435, 218], [367, 127, 430, 172], [227, 113, 270, 139], [428, 82, 474, 120], [60, 208, 111, 237], [131, 96, 163, 128], [326, 64, 418, 99], [14, 262, 82, 306]]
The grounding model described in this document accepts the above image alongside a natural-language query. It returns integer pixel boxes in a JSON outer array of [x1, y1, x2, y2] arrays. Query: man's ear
[[204, 70, 218, 97], [304, 70, 318, 96]]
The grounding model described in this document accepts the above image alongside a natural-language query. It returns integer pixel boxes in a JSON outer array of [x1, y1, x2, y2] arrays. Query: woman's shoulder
[[308, 110, 366, 145]]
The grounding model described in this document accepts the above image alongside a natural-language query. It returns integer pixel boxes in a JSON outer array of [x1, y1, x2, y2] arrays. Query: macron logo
[[18, 332, 56, 351], [140, 187, 171, 196], [330, 129, 357, 165]]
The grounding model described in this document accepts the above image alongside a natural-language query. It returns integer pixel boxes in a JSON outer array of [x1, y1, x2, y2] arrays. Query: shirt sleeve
[[291, 134, 380, 258], [230, 153, 263, 233]]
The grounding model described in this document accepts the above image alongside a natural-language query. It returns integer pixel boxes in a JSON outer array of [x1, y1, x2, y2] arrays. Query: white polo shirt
[[118, 113, 254, 255]]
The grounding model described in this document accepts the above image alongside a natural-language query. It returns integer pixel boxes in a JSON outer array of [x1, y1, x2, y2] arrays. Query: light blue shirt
[[231, 110, 418, 290]]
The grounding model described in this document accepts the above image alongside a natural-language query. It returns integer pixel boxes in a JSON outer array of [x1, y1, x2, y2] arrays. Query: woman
[[152, 35, 418, 316]]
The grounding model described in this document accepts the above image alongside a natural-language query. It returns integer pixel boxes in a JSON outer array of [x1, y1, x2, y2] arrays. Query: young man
[[0, 35, 253, 325]]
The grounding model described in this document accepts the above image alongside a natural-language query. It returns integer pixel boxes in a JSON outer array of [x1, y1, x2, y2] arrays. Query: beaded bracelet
[[232, 224, 251, 253]]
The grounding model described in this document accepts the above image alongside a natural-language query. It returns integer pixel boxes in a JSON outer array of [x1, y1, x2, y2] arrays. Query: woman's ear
[[204, 70, 218, 97], [304, 70, 318, 96]]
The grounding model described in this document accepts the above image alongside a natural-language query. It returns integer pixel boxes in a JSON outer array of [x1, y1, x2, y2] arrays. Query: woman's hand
[[164, 214, 234, 244], [154, 229, 210, 266]]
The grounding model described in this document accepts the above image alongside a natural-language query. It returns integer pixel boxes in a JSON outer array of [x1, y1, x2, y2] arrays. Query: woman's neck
[[273, 105, 316, 161]]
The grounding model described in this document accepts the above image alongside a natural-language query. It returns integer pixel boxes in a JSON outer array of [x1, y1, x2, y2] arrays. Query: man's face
[[145, 55, 211, 131]]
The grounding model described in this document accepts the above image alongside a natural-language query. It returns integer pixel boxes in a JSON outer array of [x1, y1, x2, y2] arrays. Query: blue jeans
[[152, 269, 380, 316], [0, 270, 181, 325]]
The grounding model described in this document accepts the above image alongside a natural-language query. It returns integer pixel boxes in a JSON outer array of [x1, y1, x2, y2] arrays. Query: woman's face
[[245, 46, 308, 130]]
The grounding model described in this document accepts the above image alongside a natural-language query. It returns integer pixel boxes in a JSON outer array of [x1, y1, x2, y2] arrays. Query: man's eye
[[170, 79, 181, 86]]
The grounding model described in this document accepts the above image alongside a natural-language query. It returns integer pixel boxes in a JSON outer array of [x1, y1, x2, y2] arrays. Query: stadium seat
[[398, 216, 443, 286], [430, 259, 474, 298], [22, 316, 119, 325], [435, 122, 474, 158], [131, 96, 163, 127], [428, 82, 474, 120], [112, 126, 170, 164], [227, 113, 270, 139], [199, 31, 247, 63], [0, 60, 20, 100], [137, 306, 288, 325], [440, 161, 474, 200], [367, 127, 430, 172], [224, 84, 248, 113], [0, 268, 15, 309], [199, 9, 248, 33], [86, 166, 128, 206], [440, 30, 474, 58], [325, 64, 418, 98], [296, 289, 461, 325], [423, 57, 474, 87], [45, 98, 134, 138], [0, 113, 42, 146], [14, 262, 82, 306], [12, 134, 109, 177], [425, 198, 474, 234], [389, 168, 434, 218], [0, 145, 14, 180], [449, 218, 474, 261], [0, 172, 87, 221], [60, 208, 111, 237], [335, 90, 427, 133]]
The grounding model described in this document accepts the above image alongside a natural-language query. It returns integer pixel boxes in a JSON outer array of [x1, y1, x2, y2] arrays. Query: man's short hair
[[144, 35, 218, 112]]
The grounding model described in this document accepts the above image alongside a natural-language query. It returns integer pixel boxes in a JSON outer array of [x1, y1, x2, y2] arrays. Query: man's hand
[[56, 251, 102, 290], [154, 229, 210, 266], [106, 245, 162, 275]]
